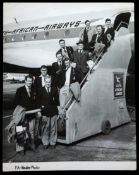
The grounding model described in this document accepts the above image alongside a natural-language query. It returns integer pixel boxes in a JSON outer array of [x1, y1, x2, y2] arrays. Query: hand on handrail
[[25, 108, 41, 115]]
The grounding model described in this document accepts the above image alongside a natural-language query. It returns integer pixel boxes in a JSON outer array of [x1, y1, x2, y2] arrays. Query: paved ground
[[3, 82, 136, 162], [3, 121, 136, 162]]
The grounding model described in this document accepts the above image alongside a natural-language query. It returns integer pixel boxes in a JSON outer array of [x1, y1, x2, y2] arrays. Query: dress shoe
[[43, 145, 49, 150], [33, 149, 39, 153], [30, 143, 36, 151], [18, 150, 25, 156], [50, 145, 56, 149]]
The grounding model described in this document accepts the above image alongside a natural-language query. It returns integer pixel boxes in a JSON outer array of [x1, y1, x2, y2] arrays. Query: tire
[[131, 109, 136, 121], [101, 120, 111, 135]]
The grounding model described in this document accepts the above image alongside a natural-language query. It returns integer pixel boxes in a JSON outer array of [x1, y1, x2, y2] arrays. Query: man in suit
[[79, 20, 95, 51], [106, 33, 114, 49], [51, 51, 65, 89], [90, 25, 107, 52], [72, 40, 91, 83], [36, 76, 59, 149], [33, 65, 50, 142], [34, 65, 49, 97], [13, 75, 38, 154], [57, 39, 74, 61], [59, 58, 81, 110], [103, 18, 115, 40]]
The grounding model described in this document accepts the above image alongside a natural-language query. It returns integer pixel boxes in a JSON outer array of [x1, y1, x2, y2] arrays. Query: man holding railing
[[72, 40, 91, 84], [103, 18, 115, 41], [59, 58, 81, 113], [90, 25, 107, 53]]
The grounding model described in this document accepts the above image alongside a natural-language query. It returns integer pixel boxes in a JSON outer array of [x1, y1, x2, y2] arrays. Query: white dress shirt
[[96, 34, 101, 42], [104, 27, 108, 33], [62, 47, 69, 58], [45, 86, 51, 93], [64, 66, 71, 86], [58, 61, 62, 66], [25, 85, 31, 97], [78, 49, 83, 53], [39, 75, 48, 87]]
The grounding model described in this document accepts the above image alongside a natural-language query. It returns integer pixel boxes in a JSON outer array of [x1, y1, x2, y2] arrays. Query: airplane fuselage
[[3, 9, 134, 69]]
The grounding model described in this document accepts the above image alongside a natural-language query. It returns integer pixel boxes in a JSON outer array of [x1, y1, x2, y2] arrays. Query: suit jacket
[[57, 46, 74, 61], [103, 27, 115, 40], [59, 67, 80, 88], [34, 76, 43, 92], [90, 33, 107, 48], [34, 76, 48, 98], [51, 61, 65, 88], [13, 86, 35, 111], [36, 87, 59, 117], [79, 27, 95, 43], [72, 50, 90, 74]]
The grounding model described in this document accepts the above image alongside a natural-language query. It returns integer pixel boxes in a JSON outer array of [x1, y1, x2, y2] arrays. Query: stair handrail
[[61, 48, 105, 117]]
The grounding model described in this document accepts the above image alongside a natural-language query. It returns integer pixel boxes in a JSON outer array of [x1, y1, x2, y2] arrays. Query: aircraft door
[[113, 12, 131, 31]]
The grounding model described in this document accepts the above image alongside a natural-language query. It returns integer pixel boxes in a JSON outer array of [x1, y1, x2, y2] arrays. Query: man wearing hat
[[71, 41, 91, 84]]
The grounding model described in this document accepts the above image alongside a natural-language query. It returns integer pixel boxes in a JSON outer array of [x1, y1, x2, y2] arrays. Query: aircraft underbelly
[[3, 38, 79, 67]]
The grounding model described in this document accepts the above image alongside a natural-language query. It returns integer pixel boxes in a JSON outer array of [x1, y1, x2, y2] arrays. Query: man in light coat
[[79, 20, 95, 50]]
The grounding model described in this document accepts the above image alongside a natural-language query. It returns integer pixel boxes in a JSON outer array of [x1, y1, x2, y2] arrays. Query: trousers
[[41, 115, 57, 146], [16, 117, 37, 152], [59, 85, 72, 109]]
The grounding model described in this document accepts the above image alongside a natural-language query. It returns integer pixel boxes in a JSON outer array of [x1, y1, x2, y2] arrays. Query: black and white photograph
[[3, 2, 135, 171]]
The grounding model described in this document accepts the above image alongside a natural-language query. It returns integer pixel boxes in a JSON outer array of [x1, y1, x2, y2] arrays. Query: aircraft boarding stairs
[[57, 26, 133, 144]]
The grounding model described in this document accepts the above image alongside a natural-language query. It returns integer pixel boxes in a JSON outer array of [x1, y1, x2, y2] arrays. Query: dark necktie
[[47, 87, 50, 94], [83, 28, 88, 43], [79, 49, 82, 54], [64, 47, 67, 52], [27, 87, 31, 97], [96, 35, 99, 42]]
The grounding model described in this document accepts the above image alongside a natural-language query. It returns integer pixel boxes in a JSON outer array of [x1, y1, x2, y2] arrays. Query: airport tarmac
[[3, 120, 136, 162], [3, 82, 136, 162]]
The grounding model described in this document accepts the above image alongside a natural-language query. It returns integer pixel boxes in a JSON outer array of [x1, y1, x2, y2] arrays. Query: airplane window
[[44, 31, 49, 39], [65, 29, 70, 37], [21, 35, 26, 41], [32, 33, 37, 40], [11, 37, 15, 42]]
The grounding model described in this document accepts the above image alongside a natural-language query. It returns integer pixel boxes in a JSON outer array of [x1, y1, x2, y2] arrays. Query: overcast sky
[[3, 3, 134, 25]]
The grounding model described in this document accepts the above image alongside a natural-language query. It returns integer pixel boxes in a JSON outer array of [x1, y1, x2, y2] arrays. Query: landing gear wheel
[[101, 120, 111, 134], [131, 109, 136, 121]]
